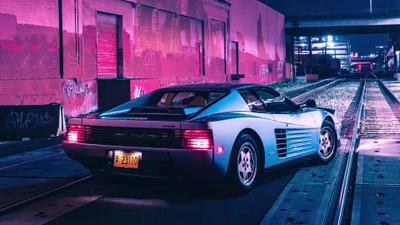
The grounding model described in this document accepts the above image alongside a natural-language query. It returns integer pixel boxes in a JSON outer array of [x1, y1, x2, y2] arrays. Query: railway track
[[360, 81, 400, 136], [283, 78, 340, 101], [335, 79, 400, 225], [0, 145, 91, 216]]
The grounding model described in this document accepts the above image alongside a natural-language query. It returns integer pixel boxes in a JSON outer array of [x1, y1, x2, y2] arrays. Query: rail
[[0, 175, 92, 216], [0, 147, 91, 216], [333, 79, 366, 224], [290, 79, 342, 102]]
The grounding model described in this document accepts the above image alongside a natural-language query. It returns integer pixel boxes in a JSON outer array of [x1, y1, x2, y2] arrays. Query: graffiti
[[133, 85, 145, 99], [177, 77, 205, 85], [6, 110, 53, 130], [277, 61, 284, 79], [62, 79, 92, 99], [159, 81, 176, 88], [260, 64, 269, 76]]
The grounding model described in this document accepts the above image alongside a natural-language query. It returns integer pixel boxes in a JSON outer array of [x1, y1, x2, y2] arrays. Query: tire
[[224, 133, 259, 195], [313, 121, 337, 164]]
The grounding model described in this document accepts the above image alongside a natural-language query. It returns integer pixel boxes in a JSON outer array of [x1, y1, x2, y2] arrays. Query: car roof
[[158, 83, 264, 91]]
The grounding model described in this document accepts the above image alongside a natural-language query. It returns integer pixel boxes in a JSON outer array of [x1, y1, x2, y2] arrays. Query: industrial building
[[0, 0, 287, 116]]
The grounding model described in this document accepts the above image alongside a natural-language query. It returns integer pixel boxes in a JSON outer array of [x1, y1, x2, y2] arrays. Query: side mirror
[[305, 99, 317, 108]]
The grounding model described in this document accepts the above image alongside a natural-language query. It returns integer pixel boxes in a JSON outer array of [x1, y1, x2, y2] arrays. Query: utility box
[[97, 79, 131, 111]]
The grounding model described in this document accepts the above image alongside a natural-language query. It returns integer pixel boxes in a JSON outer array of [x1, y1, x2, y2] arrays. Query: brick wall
[[0, 0, 286, 116]]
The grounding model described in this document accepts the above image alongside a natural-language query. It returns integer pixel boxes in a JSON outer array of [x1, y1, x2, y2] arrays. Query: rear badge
[[130, 117, 147, 120]]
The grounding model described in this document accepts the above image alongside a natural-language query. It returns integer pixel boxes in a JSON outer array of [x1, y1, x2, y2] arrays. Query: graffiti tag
[[133, 85, 145, 99], [260, 64, 269, 76], [62, 80, 92, 98], [6, 110, 53, 130], [277, 61, 284, 79]]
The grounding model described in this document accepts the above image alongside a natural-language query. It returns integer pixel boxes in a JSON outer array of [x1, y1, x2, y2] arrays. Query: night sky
[[261, 0, 400, 54]]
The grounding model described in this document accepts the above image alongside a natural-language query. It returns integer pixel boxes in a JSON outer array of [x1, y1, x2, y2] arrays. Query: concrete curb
[[0, 135, 64, 158]]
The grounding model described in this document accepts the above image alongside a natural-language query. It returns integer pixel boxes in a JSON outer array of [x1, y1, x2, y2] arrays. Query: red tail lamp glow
[[216, 146, 224, 153], [66, 125, 88, 143], [68, 132, 79, 142], [182, 129, 213, 150]]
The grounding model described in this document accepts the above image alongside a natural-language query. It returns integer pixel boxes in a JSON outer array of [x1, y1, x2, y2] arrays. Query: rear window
[[148, 90, 226, 108]]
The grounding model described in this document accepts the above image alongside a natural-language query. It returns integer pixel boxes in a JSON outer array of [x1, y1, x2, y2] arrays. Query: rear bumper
[[63, 142, 224, 181]]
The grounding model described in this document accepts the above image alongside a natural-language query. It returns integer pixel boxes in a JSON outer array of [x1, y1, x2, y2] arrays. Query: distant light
[[327, 35, 333, 41], [216, 146, 224, 153]]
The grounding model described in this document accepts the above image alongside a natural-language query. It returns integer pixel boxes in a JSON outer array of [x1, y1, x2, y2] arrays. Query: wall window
[[231, 41, 238, 74], [210, 20, 226, 75], [135, 6, 204, 77], [97, 12, 122, 78]]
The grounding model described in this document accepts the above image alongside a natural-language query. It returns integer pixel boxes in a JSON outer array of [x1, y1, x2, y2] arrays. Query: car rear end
[[63, 88, 228, 181]]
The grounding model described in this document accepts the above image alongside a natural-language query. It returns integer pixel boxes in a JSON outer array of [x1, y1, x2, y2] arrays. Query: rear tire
[[224, 133, 259, 195]]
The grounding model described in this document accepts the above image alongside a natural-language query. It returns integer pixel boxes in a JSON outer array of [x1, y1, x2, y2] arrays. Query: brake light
[[66, 125, 89, 143], [182, 129, 213, 150]]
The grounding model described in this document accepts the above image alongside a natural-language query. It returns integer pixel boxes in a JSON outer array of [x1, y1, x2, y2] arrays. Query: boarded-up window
[[210, 20, 225, 75], [135, 6, 204, 77], [231, 41, 238, 74], [97, 12, 118, 78]]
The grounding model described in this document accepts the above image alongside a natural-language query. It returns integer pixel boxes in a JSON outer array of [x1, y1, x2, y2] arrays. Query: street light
[[370, 0, 372, 13]]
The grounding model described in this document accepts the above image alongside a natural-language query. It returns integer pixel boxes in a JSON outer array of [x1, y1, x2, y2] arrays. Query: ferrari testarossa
[[63, 83, 341, 194]]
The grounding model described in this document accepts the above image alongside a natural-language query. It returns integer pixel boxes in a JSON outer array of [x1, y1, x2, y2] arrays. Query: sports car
[[63, 83, 341, 194]]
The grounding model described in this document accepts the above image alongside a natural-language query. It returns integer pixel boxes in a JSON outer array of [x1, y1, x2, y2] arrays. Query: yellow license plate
[[113, 151, 142, 169]]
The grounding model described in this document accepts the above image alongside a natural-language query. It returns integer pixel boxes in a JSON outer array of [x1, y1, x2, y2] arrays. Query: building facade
[[293, 35, 351, 75], [0, 0, 286, 116]]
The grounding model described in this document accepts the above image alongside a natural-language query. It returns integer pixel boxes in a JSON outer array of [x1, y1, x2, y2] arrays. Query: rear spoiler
[[127, 107, 186, 116]]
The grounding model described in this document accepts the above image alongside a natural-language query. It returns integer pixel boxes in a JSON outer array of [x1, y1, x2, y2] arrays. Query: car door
[[237, 88, 278, 165], [252, 87, 319, 161]]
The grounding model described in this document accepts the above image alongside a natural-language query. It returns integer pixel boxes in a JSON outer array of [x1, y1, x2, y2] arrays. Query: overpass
[[285, 8, 400, 36]]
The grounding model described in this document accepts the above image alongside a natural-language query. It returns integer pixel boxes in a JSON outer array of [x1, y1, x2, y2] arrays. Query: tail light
[[181, 129, 213, 150], [66, 125, 90, 143]]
